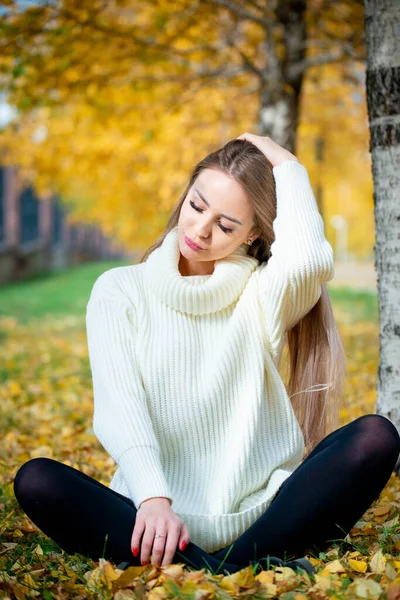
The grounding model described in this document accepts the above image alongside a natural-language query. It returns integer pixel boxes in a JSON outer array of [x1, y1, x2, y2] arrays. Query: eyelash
[[189, 200, 234, 234]]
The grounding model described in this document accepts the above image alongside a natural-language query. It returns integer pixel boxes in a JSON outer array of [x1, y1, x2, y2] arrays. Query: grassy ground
[[1, 261, 400, 600], [0, 259, 378, 325], [0, 260, 132, 325]]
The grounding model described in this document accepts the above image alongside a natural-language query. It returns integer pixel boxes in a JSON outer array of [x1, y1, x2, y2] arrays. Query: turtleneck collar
[[144, 225, 259, 315]]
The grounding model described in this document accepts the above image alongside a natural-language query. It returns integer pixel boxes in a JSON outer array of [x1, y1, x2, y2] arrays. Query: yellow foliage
[[349, 559, 368, 573], [0, 1, 371, 258]]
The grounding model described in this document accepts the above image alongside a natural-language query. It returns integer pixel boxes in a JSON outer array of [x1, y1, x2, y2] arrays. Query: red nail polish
[[180, 541, 187, 551], [132, 548, 138, 557], [141, 560, 148, 566]]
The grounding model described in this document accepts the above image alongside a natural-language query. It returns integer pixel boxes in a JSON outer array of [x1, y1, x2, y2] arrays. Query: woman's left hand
[[236, 133, 299, 168]]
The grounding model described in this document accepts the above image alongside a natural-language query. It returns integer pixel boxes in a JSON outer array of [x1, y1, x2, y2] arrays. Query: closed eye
[[189, 200, 233, 234]]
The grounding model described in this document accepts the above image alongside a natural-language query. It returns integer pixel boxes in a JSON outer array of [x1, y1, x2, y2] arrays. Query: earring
[[247, 239, 253, 246]]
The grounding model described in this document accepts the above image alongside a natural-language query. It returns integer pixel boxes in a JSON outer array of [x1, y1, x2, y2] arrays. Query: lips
[[185, 235, 203, 250]]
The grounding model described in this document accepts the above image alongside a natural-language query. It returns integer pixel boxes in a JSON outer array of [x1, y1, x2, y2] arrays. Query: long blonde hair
[[139, 139, 347, 453]]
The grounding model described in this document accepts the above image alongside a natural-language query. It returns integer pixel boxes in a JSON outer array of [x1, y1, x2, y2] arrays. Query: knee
[[349, 414, 400, 465], [14, 457, 59, 506]]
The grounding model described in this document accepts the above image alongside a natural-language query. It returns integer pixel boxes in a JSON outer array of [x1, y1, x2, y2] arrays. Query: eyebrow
[[193, 188, 243, 225]]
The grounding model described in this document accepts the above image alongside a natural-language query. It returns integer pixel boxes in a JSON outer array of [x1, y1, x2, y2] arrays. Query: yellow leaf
[[387, 563, 399, 581], [220, 565, 254, 590], [8, 381, 22, 396], [30, 445, 53, 459], [114, 591, 136, 600], [262, 581, 278, 594], [219, 576, 238, 594], [256, 570, 274, 584], [374, 504, 391, 517], [33, 544, 43, 555], [20, 519, 36, 533], [383, 514, 399, 528], [12, 529, 23, 538], [324, 559, 346, 574], [350, 578, 382, 599], [148, 585, 168, 600], [158, 563, 184, 581], [309, 574, 333, 592], [114, 566, 144, 588], [98, 559, 119, 590], [349, 559, 368, 573], [11, 560, 23, 572], [369, 548, 386, 574], [23, 573, 38, 589], [274, 566, 296, 580]]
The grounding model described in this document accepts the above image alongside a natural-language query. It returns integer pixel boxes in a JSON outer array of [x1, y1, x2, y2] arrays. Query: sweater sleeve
[[86, 269, 173, 509], [257, 159, 335, 360]]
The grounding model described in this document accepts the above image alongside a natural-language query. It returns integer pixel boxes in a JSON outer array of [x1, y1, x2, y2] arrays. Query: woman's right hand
[[131, 497, 190, 567]]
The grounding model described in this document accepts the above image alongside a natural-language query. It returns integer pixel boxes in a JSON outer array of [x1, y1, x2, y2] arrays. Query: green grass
[[0, 261, 378, 326], [326, 285, 378, 323], [0, 259, 132, 324]]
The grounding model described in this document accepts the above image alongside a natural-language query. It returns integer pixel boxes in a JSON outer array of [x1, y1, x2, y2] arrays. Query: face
[[177, 168, 259, 276]]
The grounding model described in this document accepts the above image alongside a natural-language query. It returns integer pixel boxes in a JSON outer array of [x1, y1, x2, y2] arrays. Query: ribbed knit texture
[[86, 159, 335, 553]]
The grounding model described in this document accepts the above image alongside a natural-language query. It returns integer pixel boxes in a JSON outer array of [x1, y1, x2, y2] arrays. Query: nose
[[194, 220, 211, 239]]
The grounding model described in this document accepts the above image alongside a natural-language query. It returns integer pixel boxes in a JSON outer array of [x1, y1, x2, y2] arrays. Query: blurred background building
[[0, 163, 130, 285]]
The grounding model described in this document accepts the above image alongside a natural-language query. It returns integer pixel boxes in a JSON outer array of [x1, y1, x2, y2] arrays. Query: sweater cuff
[[118, 446, 173, 509], [272, 160, 319, 216]]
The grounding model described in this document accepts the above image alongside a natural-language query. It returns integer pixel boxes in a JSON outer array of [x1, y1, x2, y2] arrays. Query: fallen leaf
[[114, 591, 136, 600], [374, 505, 391, 517], [324, 559, 346, 574], [387, 563, 398, 581], [349, 559, 368, 573], [369, 548, 386, 574], [387, 581, 400, 600], [114, 566, 145, 589], [147, 585, 168, 600], [274, 566, 297, 580], [350, 578, 382, 599], [309, 574, 334, 593]]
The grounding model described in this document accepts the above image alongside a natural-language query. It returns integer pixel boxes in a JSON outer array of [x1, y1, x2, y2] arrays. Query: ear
[[250, 228, 261, 244]]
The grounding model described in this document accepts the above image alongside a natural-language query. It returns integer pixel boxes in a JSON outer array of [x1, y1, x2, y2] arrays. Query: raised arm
[[257, 159, 335, 361], [86, 269, 173, 509]]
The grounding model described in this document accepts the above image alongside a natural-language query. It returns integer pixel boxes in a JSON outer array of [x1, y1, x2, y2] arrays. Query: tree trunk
[[258, 0, 307, 155], [364, 0, 400, 468]]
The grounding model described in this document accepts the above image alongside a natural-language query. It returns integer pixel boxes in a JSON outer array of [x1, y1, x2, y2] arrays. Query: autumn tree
[[0, 0, 367, 248], [363, 0, 400, 455]]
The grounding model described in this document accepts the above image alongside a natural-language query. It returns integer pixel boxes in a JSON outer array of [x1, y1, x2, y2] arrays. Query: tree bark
[[258, 0, 306, 154], [364, 0, 400, 468]]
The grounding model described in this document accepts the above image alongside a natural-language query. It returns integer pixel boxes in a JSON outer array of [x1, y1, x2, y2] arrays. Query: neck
[[178, 253, 215, 276]]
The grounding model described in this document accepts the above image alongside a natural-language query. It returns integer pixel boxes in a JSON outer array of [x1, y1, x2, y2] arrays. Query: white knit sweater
[[86, 159, 335, 553]]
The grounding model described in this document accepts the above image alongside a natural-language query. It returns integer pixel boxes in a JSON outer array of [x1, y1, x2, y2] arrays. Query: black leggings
[[13, 414, 400, 574]]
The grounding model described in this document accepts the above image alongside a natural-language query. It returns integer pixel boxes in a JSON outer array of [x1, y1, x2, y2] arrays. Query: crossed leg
[[13, 414, 400, 573]]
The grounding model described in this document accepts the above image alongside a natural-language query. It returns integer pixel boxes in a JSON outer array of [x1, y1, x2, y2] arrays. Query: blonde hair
[[139, 139, 347, 453]]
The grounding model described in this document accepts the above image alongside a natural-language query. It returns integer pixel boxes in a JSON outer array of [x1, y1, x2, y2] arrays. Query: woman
[[14, 134, 400, 576]]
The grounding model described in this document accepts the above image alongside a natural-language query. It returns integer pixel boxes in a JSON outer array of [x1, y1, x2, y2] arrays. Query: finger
[[181, 524, 191, 548], [177, 525, 190, 552], [238, 132, 258, 139], [140, 524, 156, 565], [151, 529, 168, 566], [131, 516, 145, 557], [160, 524, 180, 567]]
